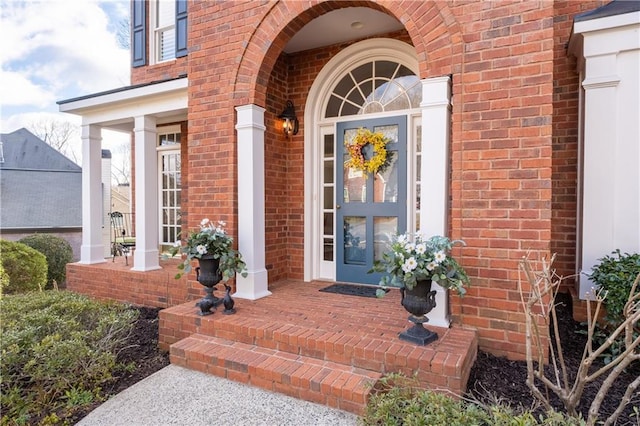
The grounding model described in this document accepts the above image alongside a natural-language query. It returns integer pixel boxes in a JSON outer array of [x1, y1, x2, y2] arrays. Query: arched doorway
[[304, 38, 423, 284]]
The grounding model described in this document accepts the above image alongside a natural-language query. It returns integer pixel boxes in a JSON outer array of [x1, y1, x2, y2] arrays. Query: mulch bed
[[466, 293, 639, 424]]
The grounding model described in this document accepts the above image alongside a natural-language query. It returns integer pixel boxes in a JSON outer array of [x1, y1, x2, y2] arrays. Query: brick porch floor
[[159, 280, 478, 415]]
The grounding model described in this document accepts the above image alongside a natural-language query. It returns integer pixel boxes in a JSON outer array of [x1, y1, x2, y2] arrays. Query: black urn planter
[[195, 255, 234, 316], [399, 279, 438, 345]]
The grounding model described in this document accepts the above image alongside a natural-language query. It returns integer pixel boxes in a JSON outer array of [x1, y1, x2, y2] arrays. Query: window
[[325, 60, 421, 118], [133, 0, 187, 67], [157, 126, 182, 251], [155, 0, 176, 62]]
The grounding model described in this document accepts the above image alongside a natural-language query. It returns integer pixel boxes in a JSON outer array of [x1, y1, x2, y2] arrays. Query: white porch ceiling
[[284, 7, 404, 54]]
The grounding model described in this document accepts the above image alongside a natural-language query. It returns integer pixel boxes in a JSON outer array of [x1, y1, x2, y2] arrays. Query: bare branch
[[518, 255, 640, 425]]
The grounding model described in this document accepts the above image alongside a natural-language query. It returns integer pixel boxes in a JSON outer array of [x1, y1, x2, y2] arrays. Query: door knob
[[336, 205, 341, 209]]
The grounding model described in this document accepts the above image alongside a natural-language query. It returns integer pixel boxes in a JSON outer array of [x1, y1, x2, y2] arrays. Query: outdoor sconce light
[[278, 100, 299, 137]]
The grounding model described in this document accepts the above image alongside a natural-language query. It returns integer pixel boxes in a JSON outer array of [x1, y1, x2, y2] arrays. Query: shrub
[[0, 291, 138, 424], [19, 234, 74, 288], [0, 263, 9, 295], [588, 250, 640, 327], [361, 373, 585, 426], [0, 239, 47, 294]]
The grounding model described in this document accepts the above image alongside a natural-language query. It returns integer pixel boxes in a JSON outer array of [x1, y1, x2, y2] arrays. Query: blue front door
[[336, 116, 407, 284]]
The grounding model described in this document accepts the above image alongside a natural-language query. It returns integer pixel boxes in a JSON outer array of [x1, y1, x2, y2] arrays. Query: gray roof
[[0, 128, 82, 230], [0, 128, 81, 171], [575, 0, 640, 22]]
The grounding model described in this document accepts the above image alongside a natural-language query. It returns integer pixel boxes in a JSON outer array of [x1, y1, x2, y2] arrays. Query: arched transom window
[[325, 60, 421, 118]]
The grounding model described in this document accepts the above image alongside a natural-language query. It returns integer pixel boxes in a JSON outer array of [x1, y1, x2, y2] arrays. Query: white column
[[234, 104, 271, 299], [79, 124, 106, 264], [419, 76, 452, 327], [132, 115, 160, 271]]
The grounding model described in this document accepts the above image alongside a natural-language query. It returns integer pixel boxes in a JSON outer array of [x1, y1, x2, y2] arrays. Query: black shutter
[[132, 0, 146, 67], [175, 0, 188, 58]]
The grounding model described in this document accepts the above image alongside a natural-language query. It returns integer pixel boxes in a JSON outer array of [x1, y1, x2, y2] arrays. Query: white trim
[[59, 78, 188, 115], [574, 11, 640, 35], [571, 10, 640, 299], [234, 104, 271, 300], [304, 38, 420, 283]]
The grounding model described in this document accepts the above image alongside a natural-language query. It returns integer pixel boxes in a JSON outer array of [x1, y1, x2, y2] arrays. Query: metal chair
[[109, 211, 136, 265]]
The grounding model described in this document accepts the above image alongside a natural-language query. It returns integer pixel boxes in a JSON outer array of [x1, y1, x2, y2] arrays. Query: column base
[[131, 249, 161, 271], [233, 269, 271, 300], [80, 244, 107, 264]]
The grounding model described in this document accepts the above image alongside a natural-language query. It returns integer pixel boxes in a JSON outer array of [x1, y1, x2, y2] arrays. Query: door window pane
[[344, 216, 366, 264], [374, 150, 398, 203], [323, 213, 333, 235], [374, 216, 397, 261], [323, 238, 334, 261]]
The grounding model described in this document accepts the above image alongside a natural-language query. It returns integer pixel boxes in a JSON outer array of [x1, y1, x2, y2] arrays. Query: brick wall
[[66, 259, 195, 308], [550, 1, 605, 288], [124, 0, 595, 360]]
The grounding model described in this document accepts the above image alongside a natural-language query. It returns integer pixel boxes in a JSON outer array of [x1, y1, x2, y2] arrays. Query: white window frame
[[157, 125, 181, 251], [149, 0, 176, 64]]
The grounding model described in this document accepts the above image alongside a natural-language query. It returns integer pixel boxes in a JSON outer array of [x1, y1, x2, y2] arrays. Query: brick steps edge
[[159, 306, 477, 396], [170, 333, 382, 415]]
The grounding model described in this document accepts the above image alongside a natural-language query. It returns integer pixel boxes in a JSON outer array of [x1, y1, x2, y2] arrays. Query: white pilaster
[[79, 124, 106, 264], [132, 115, 160, 271], [234, 104, 271, 300], [571, 12, 640, 298], [419, 76, 452, 327]]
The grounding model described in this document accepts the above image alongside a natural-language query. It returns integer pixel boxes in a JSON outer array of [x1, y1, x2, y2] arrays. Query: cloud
[[0, 0, 130, 113], [0, 69, 55, 108]]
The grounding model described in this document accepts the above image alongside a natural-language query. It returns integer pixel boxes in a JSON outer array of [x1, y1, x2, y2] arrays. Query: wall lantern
[[278, 100, 299, 137]]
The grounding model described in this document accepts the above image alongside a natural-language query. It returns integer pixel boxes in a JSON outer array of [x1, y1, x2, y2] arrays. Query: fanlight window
[[325, 60, 421, 118]]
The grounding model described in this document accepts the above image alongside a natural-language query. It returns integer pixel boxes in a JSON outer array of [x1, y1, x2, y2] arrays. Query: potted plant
[[169, 218, 247, 315], [371, 233, 469, 345]]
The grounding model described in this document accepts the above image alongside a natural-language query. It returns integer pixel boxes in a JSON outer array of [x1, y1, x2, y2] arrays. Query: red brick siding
[[551, 1, 605, 288], [66, 259, 194, 308], [121, 0, 595, 360]]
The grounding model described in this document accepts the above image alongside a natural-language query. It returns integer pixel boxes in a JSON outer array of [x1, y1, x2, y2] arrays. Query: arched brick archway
[[232, 1, 463, 107]]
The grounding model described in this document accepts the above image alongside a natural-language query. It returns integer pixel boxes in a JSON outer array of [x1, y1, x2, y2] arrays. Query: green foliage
[[0, 291, 138, 424], [0, 262, 9, 294], [370, 234, 470, 295], [361, 374, 585, 426], [589, 250, 640, 326], [19, 234, 74, 289], [586, 250, 640, 363], [0, 239, 47, 294], [167, 218, 248, 281]]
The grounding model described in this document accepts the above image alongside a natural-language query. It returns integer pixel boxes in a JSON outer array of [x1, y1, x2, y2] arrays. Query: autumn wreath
[[345, 128, 389, 176]]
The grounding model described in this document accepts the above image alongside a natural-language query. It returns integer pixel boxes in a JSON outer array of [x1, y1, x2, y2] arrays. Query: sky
[[0, 0, 132, 165]]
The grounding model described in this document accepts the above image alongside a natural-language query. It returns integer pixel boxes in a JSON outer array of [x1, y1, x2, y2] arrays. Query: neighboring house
[[57, 1, 639, 360], [0, 128, 83, 259]]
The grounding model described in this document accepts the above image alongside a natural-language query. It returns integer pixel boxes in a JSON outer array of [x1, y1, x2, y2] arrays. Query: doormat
[[318, 284, 388, 298]]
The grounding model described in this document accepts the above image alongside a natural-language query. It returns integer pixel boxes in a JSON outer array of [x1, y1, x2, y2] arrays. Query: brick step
[[160, 302, 478, 395], [170, 333, 382, 414]]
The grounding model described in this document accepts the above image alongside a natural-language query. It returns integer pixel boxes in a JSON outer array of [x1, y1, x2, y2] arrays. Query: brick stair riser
[[170, 334, 381, 414], [160, 310, 468, 389]]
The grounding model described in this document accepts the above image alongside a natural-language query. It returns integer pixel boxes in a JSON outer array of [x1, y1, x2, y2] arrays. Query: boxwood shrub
[[19, 233, 74, 288], [0, 291, 138, 424], [0, 239, 47, 294], [361, 374, 585, 425], [589, 250, 640, 327]]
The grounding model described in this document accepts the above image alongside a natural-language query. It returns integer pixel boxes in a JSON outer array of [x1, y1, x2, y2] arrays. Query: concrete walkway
[[77, 365, 359, 426]]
